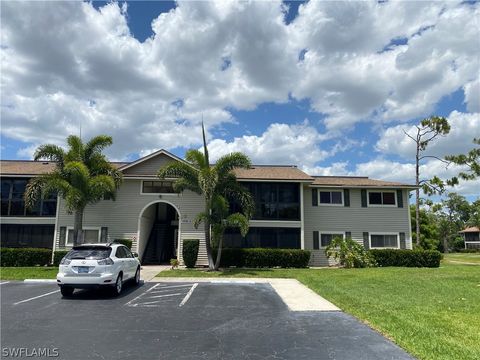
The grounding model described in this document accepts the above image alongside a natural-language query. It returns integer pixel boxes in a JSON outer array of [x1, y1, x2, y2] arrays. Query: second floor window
[[319, 191, 343, 205], [1, 178, 57, 217], [142, 181, 175, 194], [368, 191, 396, 206]]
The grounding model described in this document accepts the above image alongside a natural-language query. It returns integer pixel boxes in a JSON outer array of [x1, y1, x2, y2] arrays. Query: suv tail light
[[97, 258, 114, 265], [60, 257, 71, 265]]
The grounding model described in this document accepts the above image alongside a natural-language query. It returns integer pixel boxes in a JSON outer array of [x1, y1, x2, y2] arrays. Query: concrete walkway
[[140, 265, 170, 281], [151, 276, 340, 312]]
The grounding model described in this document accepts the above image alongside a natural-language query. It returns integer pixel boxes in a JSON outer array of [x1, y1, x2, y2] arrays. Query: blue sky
[[1, 0, 479, 199]]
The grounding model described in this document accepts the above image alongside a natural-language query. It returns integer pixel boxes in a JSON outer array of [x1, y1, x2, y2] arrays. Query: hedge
[[212, 248, 311, 268], [183, 239, 199, 268], [369, 249, 442, 268], [1, 248, 52, 267], [53, 250, 69, 266], [113, 239, 133, 249]]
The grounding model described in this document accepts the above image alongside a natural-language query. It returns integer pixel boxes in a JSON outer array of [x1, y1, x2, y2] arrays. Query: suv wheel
[[112, 273, 123, 296], [60, 286, 74, 297], [134, 267, 140, 286]]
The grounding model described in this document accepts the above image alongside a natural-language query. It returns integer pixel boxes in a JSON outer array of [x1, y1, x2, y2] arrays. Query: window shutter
[[101, 227, 108, 243], [345, 231, 351, 239], [399, 232, 406, 249], [313, 231, 319, 250], [361, 189, 367, 207], [363, 232, 369, 249], [312, 188, 318, 206], [59, 226, 66, 247], [397, 189, 403, 208], [344, 189, 350, 207]]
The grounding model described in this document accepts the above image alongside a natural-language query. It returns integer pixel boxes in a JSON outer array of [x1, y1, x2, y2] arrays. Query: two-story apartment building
[[0, 149, 415, 266]]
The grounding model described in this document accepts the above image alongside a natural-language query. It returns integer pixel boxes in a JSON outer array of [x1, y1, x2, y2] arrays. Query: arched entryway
[[138, 201, 180, 264]]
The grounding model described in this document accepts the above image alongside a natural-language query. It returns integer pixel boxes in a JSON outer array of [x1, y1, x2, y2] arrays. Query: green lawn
[[158, 263, 480, 360], [443, 252, 480, 264], [0, 267, 58, 280]]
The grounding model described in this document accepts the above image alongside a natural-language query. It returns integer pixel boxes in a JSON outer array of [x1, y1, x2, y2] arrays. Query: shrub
[[114, 239, 133, 249], [450, 236, 465, 251], [0, 248, 52, 267], [53, 250, 70, 266], [212, 248, 311, 268], [325, 237, 377, 268], [459, 248, 480, 253], [170, 258, 179, 269], [183, 239, 199, 268], [369, 249, 442, 268]]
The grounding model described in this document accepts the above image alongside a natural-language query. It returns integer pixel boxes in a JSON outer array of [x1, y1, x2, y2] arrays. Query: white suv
[[57, 243, 141, 297]]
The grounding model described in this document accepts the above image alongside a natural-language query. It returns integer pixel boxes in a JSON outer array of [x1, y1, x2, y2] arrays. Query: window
[[368, 191, 396, 206], [65, 247, 111, 260], [0, 177, 57, 217], [370, 234, 399, 248], [115, 246, 127, 258], [223, 227, 301, 249], [142, 181, 175, 194], [320, 233, 344, 247], [0, 224, 54, 249], [230, 182, 300, 221], [319, 191, 343, 205], [66, 228, 100, 245]]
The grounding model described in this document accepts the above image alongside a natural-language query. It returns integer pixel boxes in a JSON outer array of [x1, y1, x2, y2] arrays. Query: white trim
[[367, 190, 397, 207], [139, 180, 181, 196], [300, 183, 304, 249], [66, 226, 101, 246], [249, 220, 301, 228], [118, 149, 191, 172], [369, 232, 400, 249], [237, 179, 313, 183], [137, 200, 182, 261], [318, 231, 345, 248], [310, 185, 417, 190], [317, 189, 344, 206]]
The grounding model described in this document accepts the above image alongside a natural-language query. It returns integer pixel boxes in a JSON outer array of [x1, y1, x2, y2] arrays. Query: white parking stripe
[[179, 283, 198, 307], [125, 283, 160, 306], [149, 293, 184, 299], [0, 281, 10, 285], [154, 284, 194, 289], [13, 290, 59, 305]]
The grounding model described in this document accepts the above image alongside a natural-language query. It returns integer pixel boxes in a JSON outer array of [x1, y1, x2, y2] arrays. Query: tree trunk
[[415, 142, 420, 247], [214, 232, 224, 271], [203, 201, 214, 270], [73, 209, 84, 246]]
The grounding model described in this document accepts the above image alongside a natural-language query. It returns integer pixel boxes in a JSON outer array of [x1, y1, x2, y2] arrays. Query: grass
[[0, 267, 58, 280], [443, 252, 480, 264], [158, 262, 480, 360]]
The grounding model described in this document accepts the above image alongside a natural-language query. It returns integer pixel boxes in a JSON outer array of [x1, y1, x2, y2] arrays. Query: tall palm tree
[[158, 124, 253, 270], [24, 135, 122, 246]]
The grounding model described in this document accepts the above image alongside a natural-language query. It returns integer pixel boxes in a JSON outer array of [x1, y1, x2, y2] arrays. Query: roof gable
[[119, 149, 187, 176]]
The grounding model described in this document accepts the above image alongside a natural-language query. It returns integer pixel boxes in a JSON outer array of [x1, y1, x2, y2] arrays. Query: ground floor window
[[0, 224, 54, 249], [223, 227, 300, 249], [370, 233, 399, 249], [66, 227, 100, 245], [320, 233, 344, 247]]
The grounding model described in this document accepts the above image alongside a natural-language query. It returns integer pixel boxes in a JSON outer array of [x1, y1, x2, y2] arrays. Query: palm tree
[[24, 135, 122, 246], [158, 124, 253, 270]]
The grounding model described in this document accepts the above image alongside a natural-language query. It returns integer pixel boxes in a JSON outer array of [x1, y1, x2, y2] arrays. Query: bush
[[53, 251, 70, 266], [212, 248, 311, 268], [114, 239, 133, 249], [450, 236, 465, 252], [369, 249, 442, 268], [0, 248, 52, 267], [325, 237, 377, 268], [183, 239, 199, 268]]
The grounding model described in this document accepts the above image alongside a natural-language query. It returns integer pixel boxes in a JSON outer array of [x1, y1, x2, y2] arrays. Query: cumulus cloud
[[376, 111, 480, 159]]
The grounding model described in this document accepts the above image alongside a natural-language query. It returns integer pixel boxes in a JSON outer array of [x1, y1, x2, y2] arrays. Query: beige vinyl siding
[[304, 186, 412, 267], [121, 154, 176, 176], [55, 178, 207, 265], [0, 217, 56, 225]]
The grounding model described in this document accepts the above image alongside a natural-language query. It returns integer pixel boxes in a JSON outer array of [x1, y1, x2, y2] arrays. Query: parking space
[[1, 281, 414, 360]]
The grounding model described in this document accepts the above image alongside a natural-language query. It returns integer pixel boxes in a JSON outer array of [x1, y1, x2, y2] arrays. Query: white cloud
[[376, 110, 480, 159], [0, 0, 478, 161]]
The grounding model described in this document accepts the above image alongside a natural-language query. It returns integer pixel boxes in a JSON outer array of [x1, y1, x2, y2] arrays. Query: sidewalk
[[140, 265, 170, 281]]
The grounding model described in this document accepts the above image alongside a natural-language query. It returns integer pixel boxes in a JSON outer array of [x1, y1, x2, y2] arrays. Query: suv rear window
[[66, 246, 112, 260]]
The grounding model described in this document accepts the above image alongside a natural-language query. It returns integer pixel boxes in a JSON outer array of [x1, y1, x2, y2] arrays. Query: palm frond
[[172, 178, 201, 194], [225, 213, 249, 237], [194, 211, 212, 229], [88, 175, 116, 201], [33, 144, 66, 167], [24, 177, 45, 209], [65, 135, 84, 162], [185, 149, 207, 169], [214, 152, 251, 178], [84, 135, 113, 161], [64, 161, 90, 192], [202, 121, 210, 166]]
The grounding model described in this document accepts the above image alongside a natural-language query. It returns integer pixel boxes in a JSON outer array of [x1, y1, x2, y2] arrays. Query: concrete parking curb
[[23, 279, 57, 283]]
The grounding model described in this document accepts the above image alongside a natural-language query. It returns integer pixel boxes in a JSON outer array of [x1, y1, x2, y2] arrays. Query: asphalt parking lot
[[0, 280, 414, 360]]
